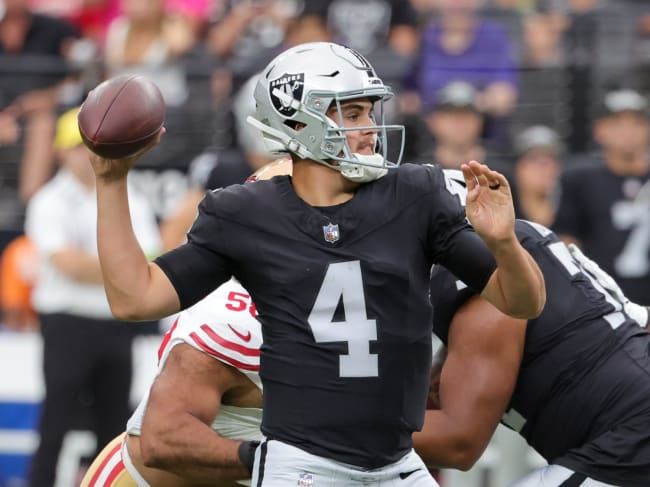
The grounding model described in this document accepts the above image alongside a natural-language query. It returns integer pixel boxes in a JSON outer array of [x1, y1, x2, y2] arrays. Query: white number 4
[[307, 261, 379, 377]]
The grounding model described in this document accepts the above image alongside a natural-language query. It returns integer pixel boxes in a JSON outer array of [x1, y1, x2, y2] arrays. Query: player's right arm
[[90, 141, 182, 320]]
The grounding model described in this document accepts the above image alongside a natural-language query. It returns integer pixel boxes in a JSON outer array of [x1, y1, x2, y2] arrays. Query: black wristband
[[238, 440, 260, 474]]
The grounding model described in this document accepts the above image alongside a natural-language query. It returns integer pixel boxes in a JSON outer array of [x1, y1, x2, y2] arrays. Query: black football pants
[[29, 313, 134, 487]]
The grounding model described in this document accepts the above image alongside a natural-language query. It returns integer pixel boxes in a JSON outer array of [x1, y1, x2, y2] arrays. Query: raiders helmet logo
[[269, 73, 304, 117]]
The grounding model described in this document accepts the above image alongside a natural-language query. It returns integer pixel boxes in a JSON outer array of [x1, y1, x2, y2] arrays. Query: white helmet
[[246, 42, 405, 182]]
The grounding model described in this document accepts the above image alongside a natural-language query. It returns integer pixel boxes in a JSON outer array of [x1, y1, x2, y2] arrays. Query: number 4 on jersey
[[308, 261, 379, 378]]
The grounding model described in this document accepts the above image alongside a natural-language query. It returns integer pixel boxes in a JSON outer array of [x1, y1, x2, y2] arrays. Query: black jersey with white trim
[[430, 219, 650, 463], [155, 163, 497, 469], [553, 162, 650, 304]]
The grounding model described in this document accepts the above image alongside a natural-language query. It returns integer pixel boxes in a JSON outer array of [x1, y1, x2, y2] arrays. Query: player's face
[[327, 98, 378, 156]]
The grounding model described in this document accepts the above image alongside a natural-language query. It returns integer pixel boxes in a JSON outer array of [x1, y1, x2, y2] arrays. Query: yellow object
[[54, 107, 83, 150]]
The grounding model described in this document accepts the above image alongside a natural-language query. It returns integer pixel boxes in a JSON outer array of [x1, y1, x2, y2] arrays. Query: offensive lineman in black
[[87, 42, 545, 486], [415, 171, 650, 487]]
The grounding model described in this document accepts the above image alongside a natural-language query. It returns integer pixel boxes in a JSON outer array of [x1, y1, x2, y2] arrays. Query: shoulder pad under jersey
[[157, 279, 262, 382]]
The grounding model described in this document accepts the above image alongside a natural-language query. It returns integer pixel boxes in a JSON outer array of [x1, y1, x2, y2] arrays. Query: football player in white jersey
[[81, 278, 263, 487]]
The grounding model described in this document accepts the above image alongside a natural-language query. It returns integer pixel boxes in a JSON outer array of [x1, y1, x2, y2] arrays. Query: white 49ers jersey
[[126, 279, 263, 442]]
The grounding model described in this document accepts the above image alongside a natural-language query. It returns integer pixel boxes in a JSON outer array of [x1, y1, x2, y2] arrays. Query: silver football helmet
[[246, 42, 405, 182]]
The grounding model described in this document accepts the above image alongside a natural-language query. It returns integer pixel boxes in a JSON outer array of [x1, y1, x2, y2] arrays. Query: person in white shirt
[[25, 107, 162, 487]]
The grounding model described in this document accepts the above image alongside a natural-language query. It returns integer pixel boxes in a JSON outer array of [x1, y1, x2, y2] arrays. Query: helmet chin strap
[[340, 154, 387, 182], [247, 116, 388, 182]]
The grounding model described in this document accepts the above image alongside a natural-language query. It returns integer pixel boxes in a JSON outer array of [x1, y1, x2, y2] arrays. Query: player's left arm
[[139, 343, 252, 483], [413, 294, 526, 470], [461, 161, 546, 319]]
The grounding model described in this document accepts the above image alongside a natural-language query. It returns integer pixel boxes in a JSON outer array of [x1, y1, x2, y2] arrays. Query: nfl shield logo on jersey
[[323, 223, 340, 243], [298, 472, 313, 487]]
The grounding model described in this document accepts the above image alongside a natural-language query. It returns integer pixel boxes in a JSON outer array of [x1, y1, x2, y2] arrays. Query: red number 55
[[225, 291, 257, 318]]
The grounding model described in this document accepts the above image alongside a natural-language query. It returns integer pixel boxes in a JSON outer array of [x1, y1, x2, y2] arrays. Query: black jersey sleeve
[[155, 242, 230, 309], [420, 165, 497, 292], [154, 189, 233, 309]]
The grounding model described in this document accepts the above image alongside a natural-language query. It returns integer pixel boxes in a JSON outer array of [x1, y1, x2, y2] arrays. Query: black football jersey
[[553, 162, 650, 304], [431, 219, 650, 463], [155, 163, 498, 468]]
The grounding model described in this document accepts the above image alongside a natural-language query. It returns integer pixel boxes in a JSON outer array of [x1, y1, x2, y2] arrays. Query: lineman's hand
[[88, 127, 165, 182], [461, 160, 514, 245]]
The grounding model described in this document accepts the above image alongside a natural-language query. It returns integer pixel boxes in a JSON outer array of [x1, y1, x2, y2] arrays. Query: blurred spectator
[[511, 125, 563, 227], [301, 0, 419, 84], [28, 0, 121, 46], [181, 4, 330, 164], [160, 72, 275, 250], [206, 0, 304, 83], [552, 0, 641, 152], [104, 0, 197, 106], [632, 12, 650, 100], [0, 0, 80, 252], [165, 0, 214, 40], [103, 0, 208, 223], [553, 88, 650, 306], [484, 0, 536, 12], [402, 0, 519, 149], [511, 11, 569, 137], [407, 81, 493, 169], [25, 108, 161, 486], [0, 234, 38, 331]]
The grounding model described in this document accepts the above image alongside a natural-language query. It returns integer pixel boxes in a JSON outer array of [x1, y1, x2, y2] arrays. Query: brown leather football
[[78, 74, 165, 159]]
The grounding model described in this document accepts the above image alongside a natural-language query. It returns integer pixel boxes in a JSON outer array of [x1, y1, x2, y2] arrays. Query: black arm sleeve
[[436, 227, 497, 294], [155, 243, 231, 310]]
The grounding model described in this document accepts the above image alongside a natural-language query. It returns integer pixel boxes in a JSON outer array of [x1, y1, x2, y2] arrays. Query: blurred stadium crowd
[[0, 0, 648, 486]]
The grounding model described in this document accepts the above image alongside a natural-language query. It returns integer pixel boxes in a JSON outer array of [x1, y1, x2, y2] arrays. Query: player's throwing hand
[[87, 127, 165, 183], [461, 160, 514, 245]]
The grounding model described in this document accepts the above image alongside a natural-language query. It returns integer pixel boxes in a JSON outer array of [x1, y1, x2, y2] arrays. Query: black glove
[[238, 440, 260, 475]]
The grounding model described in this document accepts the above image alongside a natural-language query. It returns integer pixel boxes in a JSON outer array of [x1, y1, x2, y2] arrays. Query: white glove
[[568, 243, 649, 328]]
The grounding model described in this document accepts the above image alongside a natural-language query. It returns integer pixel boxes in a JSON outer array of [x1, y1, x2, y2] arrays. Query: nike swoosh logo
[[399, 468, 421, 480], [228, 324, 252, 342]]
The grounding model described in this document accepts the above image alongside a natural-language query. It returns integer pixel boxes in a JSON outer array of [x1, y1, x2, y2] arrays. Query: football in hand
[[77, 74, 165, 159]]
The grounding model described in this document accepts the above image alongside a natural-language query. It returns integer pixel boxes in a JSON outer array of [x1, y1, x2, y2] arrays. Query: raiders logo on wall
[[269, 73, 304, 117]]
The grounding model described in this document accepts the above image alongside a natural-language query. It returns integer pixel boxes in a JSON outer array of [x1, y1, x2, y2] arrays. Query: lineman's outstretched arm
[[88, 131, 181, 321], [413, 295, 525, 470], [462, 161, 546, 319], [138, 343, 253, 484]]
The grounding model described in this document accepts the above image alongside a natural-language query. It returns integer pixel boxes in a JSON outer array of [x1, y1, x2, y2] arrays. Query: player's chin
[[354, 146, 375, 156]]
